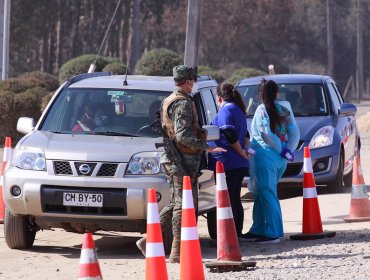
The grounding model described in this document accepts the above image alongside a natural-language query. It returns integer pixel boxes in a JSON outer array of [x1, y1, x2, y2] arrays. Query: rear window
[[40, 88, 170, 137], [236, 83, 328, 117]]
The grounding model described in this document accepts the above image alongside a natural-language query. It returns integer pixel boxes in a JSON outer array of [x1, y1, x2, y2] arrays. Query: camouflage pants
[[159, 153, 202, 240]]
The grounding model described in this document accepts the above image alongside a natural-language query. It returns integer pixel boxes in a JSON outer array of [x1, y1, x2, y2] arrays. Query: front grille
[[40, 185, 127, 215], [97, 163, 118, 176], [54, 161, 72, 175], [283, 163, 303, 176], [53, 160, 119, 177], [74, 162, 96, 176]]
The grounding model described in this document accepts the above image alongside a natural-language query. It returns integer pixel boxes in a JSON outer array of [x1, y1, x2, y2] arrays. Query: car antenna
[[123, 66, 129, 86], [289, 55, 295, 74]]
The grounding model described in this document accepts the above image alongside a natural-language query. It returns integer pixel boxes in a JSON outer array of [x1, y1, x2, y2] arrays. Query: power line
[[93, 0, 122, 66]]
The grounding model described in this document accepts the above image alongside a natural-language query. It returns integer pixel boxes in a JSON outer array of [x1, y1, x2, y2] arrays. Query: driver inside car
[[136, 100, 162, 136], [72, 103, 108, 131], [295, 85, 323, 115]]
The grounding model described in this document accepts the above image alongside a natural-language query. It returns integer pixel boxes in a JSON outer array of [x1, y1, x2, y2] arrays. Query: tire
[[327, 154, 345, 193], [207, 208, 217, 240], [4, 208, 36, 249], [344, 169, 353, 188]]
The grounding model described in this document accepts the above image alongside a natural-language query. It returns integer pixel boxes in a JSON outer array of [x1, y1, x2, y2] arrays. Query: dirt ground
[[355, 100, 370, 132], [357, 111, 370, 133], [0, 102, 370, 279], [1, 190, 370, 280]]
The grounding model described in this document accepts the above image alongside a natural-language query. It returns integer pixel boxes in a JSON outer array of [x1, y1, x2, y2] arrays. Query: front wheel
[[327, 154, 345, 193], [4, 208, 37, 249], [344, 169, 353, 188]]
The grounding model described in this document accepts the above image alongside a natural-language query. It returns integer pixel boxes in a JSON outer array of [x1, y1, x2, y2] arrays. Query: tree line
[[8, 0, 370, 94]]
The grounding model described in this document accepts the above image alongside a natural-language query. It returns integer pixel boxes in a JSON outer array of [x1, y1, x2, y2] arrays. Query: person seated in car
[[136, 100, 162, 135], [148, 100, 162, 122], [295, 85, 323, 114], [72, 103, 108, 131]]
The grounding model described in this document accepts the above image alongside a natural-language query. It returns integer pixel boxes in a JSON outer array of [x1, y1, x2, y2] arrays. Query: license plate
[[63, 192, 103, 207]]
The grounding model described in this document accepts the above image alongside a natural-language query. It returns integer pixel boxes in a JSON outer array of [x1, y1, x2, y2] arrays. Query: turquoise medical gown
[[248, 101, 300, 238]]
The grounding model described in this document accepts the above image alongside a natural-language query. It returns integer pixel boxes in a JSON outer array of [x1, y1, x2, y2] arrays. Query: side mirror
[[17, 117, 35, 134], [339, 103, 357, 116], [202, 125, 220, 141]]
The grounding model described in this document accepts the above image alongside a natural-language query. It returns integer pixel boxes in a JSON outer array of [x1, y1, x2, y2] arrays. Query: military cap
[[173, 65, 196, 80]]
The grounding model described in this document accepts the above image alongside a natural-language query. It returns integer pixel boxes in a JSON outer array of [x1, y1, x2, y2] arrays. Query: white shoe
[[254, 237, 280, 244]]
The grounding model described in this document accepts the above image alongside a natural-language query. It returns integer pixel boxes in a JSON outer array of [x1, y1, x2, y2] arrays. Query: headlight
[[126, 152, 163, 175], [12, 146, 46, 171], [309, 126, 334, 149]]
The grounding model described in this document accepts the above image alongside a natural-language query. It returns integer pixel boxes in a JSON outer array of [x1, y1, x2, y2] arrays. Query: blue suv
[[236, 74, 360, 193]]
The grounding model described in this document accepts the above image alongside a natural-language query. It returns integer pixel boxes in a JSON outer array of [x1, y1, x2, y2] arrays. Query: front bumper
[[3, 161, 169, 231], [244, 144, 342, 186], [280, 143, 342, 185]]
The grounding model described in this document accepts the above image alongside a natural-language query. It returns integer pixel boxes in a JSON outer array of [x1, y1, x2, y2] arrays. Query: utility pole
[[130, 0, 141, 72], [1, 0, 10, 80], [184, 0, 201, 67], [0, 0, 4, 79], [326, 0, 334, 77], [356, 0, 363, 102]]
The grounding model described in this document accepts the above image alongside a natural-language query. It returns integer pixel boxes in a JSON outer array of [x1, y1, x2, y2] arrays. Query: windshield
[[236, 83, 328, 117], [40, 88, 170, 137]]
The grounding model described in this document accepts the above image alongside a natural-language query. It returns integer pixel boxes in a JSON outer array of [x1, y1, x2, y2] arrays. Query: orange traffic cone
[[205, 162, 256, 272], [0, 137, 12, 223], [77, 232, 103, 280], [215, 161, 241, 261], [290, 147, 335, 240], [344, 156, 370, 222], [180, 175, 205, 280], [145, 188, 168, 280]]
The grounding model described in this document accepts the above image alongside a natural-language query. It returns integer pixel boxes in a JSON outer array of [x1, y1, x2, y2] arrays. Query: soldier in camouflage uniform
[[136, 65, 225, 263]]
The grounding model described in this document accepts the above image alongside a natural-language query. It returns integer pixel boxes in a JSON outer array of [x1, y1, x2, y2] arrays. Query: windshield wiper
[[294, 113, 311, 116], [92, 131, 137, 137]]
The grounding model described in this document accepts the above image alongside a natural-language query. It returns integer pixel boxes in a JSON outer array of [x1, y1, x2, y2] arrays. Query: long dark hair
[[216, 82, 246, 113], [258, 79, 282, 133]]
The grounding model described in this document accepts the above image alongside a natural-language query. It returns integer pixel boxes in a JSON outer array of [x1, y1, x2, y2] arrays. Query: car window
[[331, 83, 344, 103], [237, 85, 260, 116], [236, 83, 328, 117], [193, 92, 207, 126], [327, 83, 341, 114], [40, 88, 170, 137], [199, 88, 217, 123]]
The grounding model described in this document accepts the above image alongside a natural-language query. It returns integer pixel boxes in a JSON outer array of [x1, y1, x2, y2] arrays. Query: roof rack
[[196, 75, 213, 82], [63, 72, 112, 89]]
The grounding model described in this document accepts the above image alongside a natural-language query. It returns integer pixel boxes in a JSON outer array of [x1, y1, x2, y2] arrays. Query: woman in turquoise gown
[[242, 79, 300, 244]]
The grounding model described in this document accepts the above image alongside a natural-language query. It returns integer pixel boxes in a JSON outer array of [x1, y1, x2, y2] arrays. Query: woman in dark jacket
[[208, 82, 250, 237]]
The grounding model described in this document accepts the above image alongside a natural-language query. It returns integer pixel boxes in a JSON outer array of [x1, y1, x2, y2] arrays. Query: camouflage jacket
[[160, 88, 208, 162]]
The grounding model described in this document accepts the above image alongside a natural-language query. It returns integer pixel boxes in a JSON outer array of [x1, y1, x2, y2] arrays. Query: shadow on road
[[8, 226, 370, 264], [28, 234, 146, 260], [200, 228, 370, 261]]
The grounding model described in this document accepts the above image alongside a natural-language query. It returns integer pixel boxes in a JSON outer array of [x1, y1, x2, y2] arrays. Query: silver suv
[[3, 72, 219, 252]]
